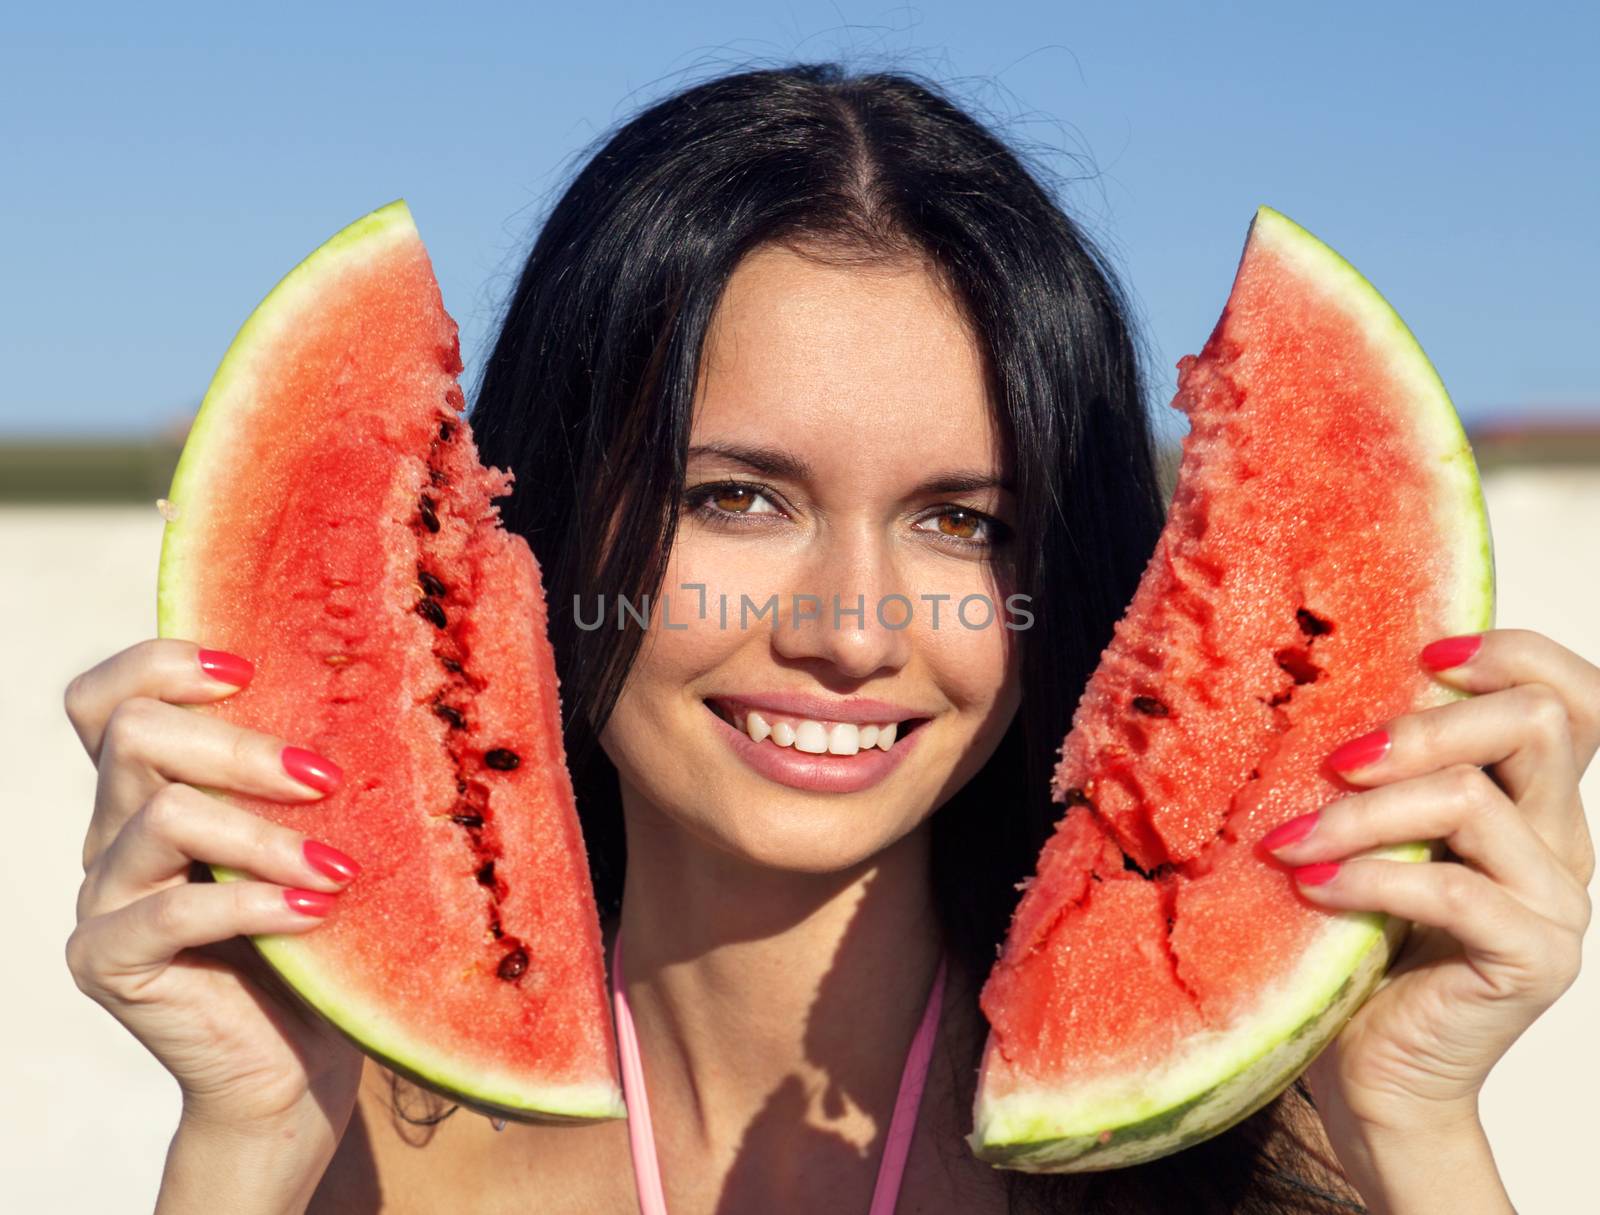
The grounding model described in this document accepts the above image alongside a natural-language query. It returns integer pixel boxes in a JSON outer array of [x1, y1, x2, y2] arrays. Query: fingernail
[[1259, 811, 1319, 853], [284, 888, 336, 916], [1292, 861, 1341, 886], [282, 746, 343, 794], [1421, 634, 1482, 672], [1327, 729, 1390, 773], [198, 648, 254, 687], [303, 839, 361, 883]]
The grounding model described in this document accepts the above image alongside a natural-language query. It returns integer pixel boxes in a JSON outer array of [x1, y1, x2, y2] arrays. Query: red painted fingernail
[[1421, 634, 1483, 672], [1327, 729, 1390, 773], [303, 839, 361, 883], [197, 648, 254, 687], [284, 888, 336, 916], [282, 746, 343, 794], [1292, 862, 1341, 886], [1260, 811, 1320, 853]]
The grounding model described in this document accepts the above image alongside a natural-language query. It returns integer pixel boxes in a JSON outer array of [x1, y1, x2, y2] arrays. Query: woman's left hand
[[1260, 627, 1597, 1142]]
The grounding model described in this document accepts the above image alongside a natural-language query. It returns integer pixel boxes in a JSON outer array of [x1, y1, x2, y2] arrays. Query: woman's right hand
[[63, 639, 367, 1141]]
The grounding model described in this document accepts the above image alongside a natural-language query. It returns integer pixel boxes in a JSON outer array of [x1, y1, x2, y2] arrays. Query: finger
[[1258, 764, 1591, 933], [1288, 858, 1583, 1005], [64, 639, 256, 762], [79, 783, 361, 921], [1418, 628, 1600, 769], [1322, 683, 1583, 861], [85, 697, 342, 872], [65, 880, 337, 1005]]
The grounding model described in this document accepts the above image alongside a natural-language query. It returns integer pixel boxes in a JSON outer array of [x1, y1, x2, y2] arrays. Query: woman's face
[[599, 243, 1022, 875]]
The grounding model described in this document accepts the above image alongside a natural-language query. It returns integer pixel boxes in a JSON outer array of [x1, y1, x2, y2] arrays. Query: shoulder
[[898, 953, 1012, 1215], [309, 1059, 637, 1215]]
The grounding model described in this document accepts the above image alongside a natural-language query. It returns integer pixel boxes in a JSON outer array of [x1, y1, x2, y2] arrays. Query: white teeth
[[793, 720, 829, 754], [714, 701, 910, 753]]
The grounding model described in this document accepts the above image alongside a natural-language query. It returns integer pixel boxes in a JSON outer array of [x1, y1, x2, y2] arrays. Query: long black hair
[[409, 62, 1367, 1214]]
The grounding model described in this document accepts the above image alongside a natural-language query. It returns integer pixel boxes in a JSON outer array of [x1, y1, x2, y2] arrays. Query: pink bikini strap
[[611, 932, 947, 1215]]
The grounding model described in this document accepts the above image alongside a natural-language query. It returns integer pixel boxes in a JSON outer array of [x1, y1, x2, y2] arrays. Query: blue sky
[[4, 1, 1596, 437]]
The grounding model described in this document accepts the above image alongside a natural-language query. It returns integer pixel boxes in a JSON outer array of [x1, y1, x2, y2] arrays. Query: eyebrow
[[686, 441, 1013, 496]]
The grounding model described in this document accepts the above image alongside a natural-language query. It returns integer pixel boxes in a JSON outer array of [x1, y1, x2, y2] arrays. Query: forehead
[[691, 244, 1007, 481]]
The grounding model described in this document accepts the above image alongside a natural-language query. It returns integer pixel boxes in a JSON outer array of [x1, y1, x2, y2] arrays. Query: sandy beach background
[[5, 464, 1599, 1210]]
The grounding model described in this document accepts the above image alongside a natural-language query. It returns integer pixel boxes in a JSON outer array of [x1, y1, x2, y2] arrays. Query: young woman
[[64, 65, 1596, 1214]]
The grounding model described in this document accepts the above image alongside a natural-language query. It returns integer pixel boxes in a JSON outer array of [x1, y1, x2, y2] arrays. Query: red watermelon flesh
[[158, 201, 624, 1123], [970, 207, 1492, 1170]]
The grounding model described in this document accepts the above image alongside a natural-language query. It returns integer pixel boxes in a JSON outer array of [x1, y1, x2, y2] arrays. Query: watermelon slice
[[970, 207, 1493, 1170], [157, 201, 625, 1124]]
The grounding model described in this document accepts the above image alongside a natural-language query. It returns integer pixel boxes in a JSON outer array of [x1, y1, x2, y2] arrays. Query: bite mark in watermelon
[[970, 207, 1493, 1170], [158, 201, 625, 1123]]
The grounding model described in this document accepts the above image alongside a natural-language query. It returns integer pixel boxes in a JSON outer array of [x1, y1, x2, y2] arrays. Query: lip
[[704, 691, 930, 725], [703, 700, 929, 794]]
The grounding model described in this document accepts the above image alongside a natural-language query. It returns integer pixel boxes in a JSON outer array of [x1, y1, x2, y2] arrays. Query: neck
[[613, 786, 947, 1167]]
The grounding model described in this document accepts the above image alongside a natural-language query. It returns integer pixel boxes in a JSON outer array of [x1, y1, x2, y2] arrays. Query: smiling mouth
[[703, 699, 930, 755]]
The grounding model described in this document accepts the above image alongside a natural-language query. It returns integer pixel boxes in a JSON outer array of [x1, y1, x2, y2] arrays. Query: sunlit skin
[[58, 244, 1598, 1214]]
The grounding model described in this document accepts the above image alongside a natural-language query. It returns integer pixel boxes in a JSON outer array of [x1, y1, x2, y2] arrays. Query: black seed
[[434, 702, 466, 729], [439, 420, 456, 442], [1296, 607, 1333, 637], [484, 749, 521, 771], [1275, 646, 1322, 685], [439, 656, 463, 674], [416, 598, 447, 629], [497, 948, 529, 981], [489, 919, 504, 939], [476, 861, 496, 886], [1061, 787, 1093, 808], [419, 495, 440, 533], [451, 813, 484, 828], [418, 570, 448, 598], [1131, 695, 1169, 717], [429, 466, 448, 487]]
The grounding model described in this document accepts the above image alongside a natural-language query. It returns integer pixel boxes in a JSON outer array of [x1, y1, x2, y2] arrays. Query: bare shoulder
[[309, 1059, 637, 1215], [897, 960, 1013, 1215], [312, 917, 628, 1213]]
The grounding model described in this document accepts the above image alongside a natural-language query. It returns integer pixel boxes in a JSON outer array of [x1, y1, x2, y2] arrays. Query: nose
[[768, 524, 913, 681]]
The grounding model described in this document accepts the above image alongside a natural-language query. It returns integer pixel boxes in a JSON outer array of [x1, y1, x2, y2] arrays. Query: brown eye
[[937, 509, 981, 540], [712, 486, 758, 513]]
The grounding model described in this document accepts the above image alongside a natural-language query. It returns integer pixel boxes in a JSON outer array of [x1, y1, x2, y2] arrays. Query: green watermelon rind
[[158, 201, 626, 1125], [969, 207, 1495, 1171]]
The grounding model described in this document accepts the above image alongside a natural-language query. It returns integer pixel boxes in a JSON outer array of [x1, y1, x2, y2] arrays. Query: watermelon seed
[[1061, 787, 1093, 808], [434, 702, 466, 729], [439, 420, 456, 442], [418, 495, 440, 533], [416, 598, 448, 629], [484, 749, 521, 771], [1274, 646, 1322, 685], [476, 861, 496, 886], [324, 654, 353, 667], [439, 656, 463, 674], [497, 948, 529, 981], [451, 813, 484, 828], [1131, 696, 1169, 717], [1295, 607, 1334, 637], [418, 570, 448, 598]]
